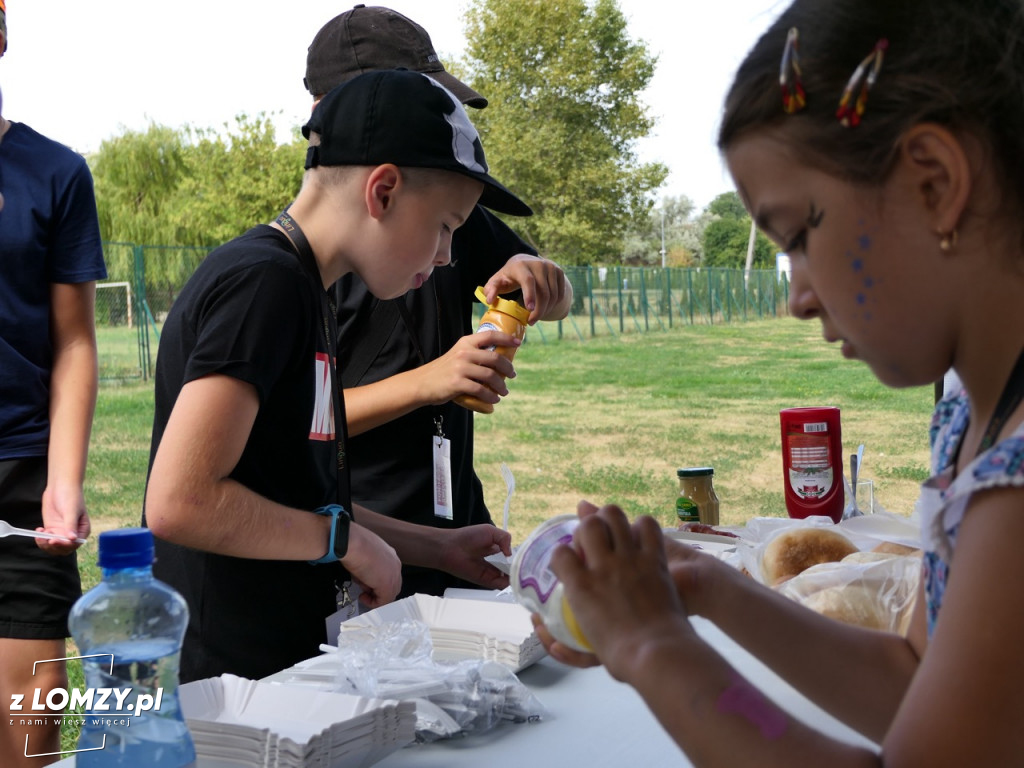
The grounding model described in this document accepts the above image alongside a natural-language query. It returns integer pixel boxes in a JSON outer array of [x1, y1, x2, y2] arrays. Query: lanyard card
[[433, 434, 454, 520]]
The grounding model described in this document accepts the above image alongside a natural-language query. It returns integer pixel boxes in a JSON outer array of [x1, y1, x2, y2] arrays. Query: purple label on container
[[516, 520, 577, 604]]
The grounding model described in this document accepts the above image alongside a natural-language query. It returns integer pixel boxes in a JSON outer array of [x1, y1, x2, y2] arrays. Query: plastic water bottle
[[68, 528, 196, 767]]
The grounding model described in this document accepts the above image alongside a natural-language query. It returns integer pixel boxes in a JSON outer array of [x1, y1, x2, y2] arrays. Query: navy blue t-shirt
[[0, 122, 106, 458]]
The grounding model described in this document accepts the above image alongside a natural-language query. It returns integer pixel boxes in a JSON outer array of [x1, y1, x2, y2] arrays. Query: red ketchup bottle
[[779, 406, 843, 523]]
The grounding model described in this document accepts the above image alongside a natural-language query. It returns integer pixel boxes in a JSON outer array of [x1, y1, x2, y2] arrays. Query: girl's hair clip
[[836, 39, 889, 128], [780, 28, 807, 115]]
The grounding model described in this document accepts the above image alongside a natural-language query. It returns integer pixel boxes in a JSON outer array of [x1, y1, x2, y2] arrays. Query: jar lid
[[98, 527, 155, 569], [677, 467, 714, 477], [474, 286, 531, 324]]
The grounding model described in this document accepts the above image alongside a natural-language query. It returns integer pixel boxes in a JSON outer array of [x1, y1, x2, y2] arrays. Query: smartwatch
[[308, 504, 353, 565]]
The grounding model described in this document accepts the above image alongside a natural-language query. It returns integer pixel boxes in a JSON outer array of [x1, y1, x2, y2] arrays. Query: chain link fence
[[96, 243, 791, 380]]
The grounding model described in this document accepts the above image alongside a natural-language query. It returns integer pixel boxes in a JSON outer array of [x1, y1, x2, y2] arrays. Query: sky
[[0, 0, 784, 210]]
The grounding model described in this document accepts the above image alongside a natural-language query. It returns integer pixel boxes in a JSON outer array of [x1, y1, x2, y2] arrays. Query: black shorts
[[0, 456, 81, 639]]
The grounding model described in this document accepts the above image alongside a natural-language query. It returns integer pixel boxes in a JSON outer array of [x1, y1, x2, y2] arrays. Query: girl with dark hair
[[535, 1, 1024, 764]]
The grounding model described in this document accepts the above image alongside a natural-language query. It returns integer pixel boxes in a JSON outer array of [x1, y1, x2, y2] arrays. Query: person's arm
[[552, 496, 1024, 765], [344, 253, 572, 435], [542, 501, 921, 741], [552, 508, 880, 766], [673, 540, 923, 741], [36, 281, 98, 553], [353, 503, 512, 589], [146, 373, 402, 605], [344, 329, 520, 436]]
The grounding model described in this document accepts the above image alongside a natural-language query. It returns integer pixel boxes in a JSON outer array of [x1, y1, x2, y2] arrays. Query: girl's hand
[[550, 505, 693, 683]]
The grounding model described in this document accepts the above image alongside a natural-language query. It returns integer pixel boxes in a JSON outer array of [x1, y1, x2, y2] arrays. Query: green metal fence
[[94, 242, 791, 380], [526, 266, 791, 343]]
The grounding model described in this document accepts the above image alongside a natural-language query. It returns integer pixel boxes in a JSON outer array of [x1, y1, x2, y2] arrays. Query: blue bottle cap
[[98, 527, 155, 569]]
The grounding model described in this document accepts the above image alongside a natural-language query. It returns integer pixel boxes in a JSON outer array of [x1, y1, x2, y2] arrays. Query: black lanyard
[[275, 211, 352, 514], [954, 345, 1024, 465], [976, 346, 1024, 456]]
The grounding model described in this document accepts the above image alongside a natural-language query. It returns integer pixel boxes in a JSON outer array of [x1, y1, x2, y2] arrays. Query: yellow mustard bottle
[[454, 286, 530, 414]]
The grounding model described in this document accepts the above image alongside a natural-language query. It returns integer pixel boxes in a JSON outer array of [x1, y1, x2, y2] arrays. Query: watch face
[[332, 508, 351, 559]]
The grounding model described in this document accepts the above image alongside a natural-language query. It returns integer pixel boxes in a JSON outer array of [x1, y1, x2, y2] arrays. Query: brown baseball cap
[[304, 4, 487, 108]]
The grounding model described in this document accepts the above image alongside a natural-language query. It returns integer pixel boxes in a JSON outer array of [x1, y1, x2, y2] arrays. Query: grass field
[[60, 315, 935, 751], [82, 315, 936, 567]]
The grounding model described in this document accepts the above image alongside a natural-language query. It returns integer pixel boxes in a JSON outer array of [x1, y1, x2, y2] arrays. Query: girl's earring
[[938, 229, 958, 252]]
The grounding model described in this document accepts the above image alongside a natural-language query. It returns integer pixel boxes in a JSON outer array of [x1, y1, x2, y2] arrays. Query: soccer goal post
[[95, 281, 133, 328]]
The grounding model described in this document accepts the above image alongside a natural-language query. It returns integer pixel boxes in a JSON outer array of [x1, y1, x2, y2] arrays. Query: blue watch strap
[[309, 504, 352, 565]]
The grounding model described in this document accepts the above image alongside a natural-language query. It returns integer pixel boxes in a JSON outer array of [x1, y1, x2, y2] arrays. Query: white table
[[371, 616, 876, 766], [53, 617, 878, 767]]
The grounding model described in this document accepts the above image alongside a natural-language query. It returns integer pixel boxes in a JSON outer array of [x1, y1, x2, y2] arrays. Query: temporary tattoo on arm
[[715, 672, 788, 740]]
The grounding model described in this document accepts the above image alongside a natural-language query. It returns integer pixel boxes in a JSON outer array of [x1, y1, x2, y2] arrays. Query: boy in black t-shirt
[[143, 70, 533, 681], [305, 6, 574, 597]]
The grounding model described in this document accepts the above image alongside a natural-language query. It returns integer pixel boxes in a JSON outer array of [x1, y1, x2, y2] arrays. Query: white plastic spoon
[[0, 520, 86, 545]]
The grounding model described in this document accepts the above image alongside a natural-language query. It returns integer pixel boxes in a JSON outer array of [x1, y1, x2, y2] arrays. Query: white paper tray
[[179, 674, 416, 768], [340, 594, 546, 672]]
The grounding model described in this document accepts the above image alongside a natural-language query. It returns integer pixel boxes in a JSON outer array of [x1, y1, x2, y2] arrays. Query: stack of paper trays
[[342, 593, 545, 672], [179, 674, 416, 768]]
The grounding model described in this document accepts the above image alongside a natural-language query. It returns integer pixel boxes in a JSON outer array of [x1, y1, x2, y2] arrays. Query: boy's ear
[[898, 123, 971, 236], [365, 164, 402, 219]]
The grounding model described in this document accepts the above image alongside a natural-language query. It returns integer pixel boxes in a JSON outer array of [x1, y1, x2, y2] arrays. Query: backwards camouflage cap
[[1, 0, 7, 53]]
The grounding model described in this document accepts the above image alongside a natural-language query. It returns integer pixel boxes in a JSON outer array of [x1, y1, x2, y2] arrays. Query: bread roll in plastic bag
[[777, 554, 920, 635]]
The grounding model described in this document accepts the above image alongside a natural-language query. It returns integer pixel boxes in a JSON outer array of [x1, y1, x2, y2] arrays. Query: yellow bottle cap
[[474, 286, 531, 325]]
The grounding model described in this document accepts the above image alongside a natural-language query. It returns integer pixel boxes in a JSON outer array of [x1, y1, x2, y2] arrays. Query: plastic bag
[[777, 554, 921, 635], [300, 619, 548, 742], [736, 516, 866, 585], [735, 511, 921, 586]]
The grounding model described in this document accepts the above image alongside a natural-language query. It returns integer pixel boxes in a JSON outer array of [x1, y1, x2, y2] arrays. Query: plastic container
[[780, 407, 843, 523], [510, 515, 592, 652], [68, 528, 196, 767], [454, 286, 529, 414], [676, 467, 720, 525]]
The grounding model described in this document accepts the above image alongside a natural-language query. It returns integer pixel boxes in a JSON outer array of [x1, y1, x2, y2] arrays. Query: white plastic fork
[[0, 520, 86, 545], [499, 463, 515, 532]]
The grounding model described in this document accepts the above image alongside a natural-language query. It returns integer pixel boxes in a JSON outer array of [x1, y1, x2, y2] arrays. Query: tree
[[700, 191, 776, 268], [707, 191, 748, 220], [91, 115, 305, 246], [173, 114, 306, 247], [621, 194, 695, 266], [461, 0, 668, 265], [90, 114, 307, 294], [91, 123, 188, 277]]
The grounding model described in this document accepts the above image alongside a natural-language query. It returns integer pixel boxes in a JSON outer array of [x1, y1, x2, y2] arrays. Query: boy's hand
[[418, 330, 520, 406], [437, 524, 513, 590], [38, 482, 90, 555], [481, 253, 571, 324], [342, 524, 402, 609]]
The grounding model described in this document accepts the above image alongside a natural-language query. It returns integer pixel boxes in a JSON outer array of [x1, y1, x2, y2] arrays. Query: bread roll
[[762, 527, 858, 586], [870, 541, 920, 557], [842, 551, 898, 565], [802, 584, 889, 630]]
